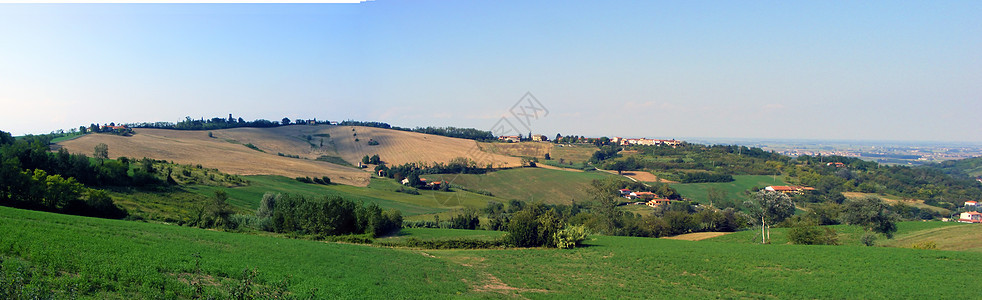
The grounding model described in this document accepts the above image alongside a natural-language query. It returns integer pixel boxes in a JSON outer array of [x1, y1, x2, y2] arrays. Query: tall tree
[[744, 190, 795, 244], [93, 143, 109, 160], [281, 117, 291, 125], [840, 196, 899, 238]]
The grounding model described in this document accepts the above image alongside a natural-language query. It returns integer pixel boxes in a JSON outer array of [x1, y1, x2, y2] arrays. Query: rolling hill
[[56, 125, 522, 187], [3, 206, 980, 299]]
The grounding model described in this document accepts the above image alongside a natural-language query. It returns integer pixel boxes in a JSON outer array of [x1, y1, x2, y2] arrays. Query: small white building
[[959, 211, 982, 223]]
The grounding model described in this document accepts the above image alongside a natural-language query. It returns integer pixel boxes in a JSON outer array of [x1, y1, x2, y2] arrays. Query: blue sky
[[1, 1, 980, 142]]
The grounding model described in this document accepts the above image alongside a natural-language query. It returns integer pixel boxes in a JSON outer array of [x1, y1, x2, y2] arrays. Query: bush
[[395, 187, 420, 195], [788, 224, 838, 245], [554, 225, 588, 249], [910, 241, 937, 250], [861, 232, 878, 246]]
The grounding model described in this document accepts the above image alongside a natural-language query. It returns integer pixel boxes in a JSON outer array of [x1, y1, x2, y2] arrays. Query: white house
[[959, 211, 982, 223]]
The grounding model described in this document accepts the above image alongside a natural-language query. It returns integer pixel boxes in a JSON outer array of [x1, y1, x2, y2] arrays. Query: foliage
[[676, 171, 734, 183], [744, 191, 795, 244], [261, 194, 402, 238], [448, 209, 481, 230], [788, 222, 839, 245], [861, 232, 878, 246], [243, 143, 263, 152], [94, 143, 109, 159], [909, 241, 937, 250], [840, 196, 899, 238], [554, 225, 589, 249]]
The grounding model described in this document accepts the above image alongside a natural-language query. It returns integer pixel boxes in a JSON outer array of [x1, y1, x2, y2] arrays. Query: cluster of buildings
[[611, 137, 682, 147], [400, 177, 444, 189], [764, 186, 816, 195], [497, 134, 548, 143], [959, 201, 981, 223], [619, 189, 673, 208]]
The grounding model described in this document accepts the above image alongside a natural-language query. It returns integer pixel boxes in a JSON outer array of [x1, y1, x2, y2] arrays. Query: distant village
[[497, 134, 682, 147]]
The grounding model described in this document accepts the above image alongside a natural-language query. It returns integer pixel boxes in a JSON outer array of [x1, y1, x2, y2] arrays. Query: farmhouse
[[531, 134, 547, 142], [646, 199, 672, 207], [827, 162, 845, 167], [958, 211, 982, 223], [498, 136, 520, 143], [965, 201, 978, 208], [764, 186, 815, 195], [619, 189, 632, 196]]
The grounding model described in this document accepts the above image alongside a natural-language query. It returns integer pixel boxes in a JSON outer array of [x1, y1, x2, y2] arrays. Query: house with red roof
[[959, 211, 982, 223], [647, 199, 672, 208], [764, 186, 815, 195], [965, 201, 978, 208]]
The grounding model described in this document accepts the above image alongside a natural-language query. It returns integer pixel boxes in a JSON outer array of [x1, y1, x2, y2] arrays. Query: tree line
[[0, 131, 128, 219]]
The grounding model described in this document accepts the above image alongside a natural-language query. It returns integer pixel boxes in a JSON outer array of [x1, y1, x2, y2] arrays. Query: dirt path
[[599, 170, 677, 183], [663, 232, 732, 241], [536, 164, 584, 172]]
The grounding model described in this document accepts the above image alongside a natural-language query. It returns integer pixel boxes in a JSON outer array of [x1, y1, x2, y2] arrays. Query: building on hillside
[[531, 134, 547, 142], [764, 186, 815, 195], [634, 191, 658, 200], [965, 201, 978, 208], [959, 211, 982, 223], [647, 199, 672, 207], [827, 162, 846, 167], [619, 189, 632, 196], [498, 136, 520, 143]]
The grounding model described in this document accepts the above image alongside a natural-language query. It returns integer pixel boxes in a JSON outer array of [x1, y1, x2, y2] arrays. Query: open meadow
[[3, 206, 980, 299], [669, 175, 789, 206], [428, 167, 615, 205]]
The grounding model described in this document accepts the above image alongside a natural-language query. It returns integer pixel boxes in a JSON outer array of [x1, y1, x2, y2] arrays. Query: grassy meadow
[[4, 206, 981, 298], [429, 167, 614, 205], [669, 175, 789, 206]]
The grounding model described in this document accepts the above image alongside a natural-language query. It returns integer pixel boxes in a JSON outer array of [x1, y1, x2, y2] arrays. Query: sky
[[1, 1, 980, 142]]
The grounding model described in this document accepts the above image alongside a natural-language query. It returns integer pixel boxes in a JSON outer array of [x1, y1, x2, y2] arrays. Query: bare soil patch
[[663, 232, 733, 241]]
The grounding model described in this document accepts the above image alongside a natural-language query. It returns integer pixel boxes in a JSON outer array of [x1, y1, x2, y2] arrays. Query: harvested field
[[57, 129, 372, 186], [214, 126, 521, 168], [57, 126, 522, 186], [663, 232, 732, 241], [478, 142, 552, 158], [600, 170, 675, 183]]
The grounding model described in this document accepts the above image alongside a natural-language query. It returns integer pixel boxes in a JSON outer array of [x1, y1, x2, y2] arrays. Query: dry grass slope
[[57, 126, 522, 186]]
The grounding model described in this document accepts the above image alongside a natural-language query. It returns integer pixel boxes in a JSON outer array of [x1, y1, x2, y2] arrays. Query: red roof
[[966, 201, 978, 204], [966, 211, 982, 215]]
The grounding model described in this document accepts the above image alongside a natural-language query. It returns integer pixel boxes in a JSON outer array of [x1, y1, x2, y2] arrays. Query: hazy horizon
[[2, 1, 980, 142]]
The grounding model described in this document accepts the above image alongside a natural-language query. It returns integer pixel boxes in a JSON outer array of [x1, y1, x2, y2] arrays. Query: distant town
[[685, 138, 982, 165]]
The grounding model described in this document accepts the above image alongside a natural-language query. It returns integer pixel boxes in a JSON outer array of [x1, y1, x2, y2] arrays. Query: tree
[[744, 190, 795, 244], [361, 155, 370, 165], [369, 154, 381, 165], [94, 143, 109, 160], [544, 153, 551, 160], [840, 196, 899, 238], [281, 117, 291, 125]]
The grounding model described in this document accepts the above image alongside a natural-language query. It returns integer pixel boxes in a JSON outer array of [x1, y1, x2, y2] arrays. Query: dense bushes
[[788, 222, 839, 245], [676, 172, 734, 183], [256, 193, 402, 238]]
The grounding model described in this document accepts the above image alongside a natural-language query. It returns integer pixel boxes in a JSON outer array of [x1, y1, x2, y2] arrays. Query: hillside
[[3, 206, 980, 298], [927, 156, 982, 178], [428, 167, 615, 205], [56, 126, 521, 186]]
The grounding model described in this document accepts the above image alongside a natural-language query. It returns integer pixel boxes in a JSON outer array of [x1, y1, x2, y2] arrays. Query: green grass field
[[429, 167, 614, 205], [669, 175, 789, 206], [706, 221, 968, 247], [5, 206, 980, 298], [186, 175, 505, 217], [377, 228, 507, 243]]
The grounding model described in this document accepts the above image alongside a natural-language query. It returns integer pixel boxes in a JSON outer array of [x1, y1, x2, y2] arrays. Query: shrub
[[910, 241, 938, 250], [395, 187, 420, 195], [788, 224, 839, 245], [295, 176, 313, 183], [554, 225, 588, 249], [861, 232, 878, 247]]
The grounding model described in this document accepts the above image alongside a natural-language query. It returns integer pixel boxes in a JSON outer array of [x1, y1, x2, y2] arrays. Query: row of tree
[[0, 131, 128, 219]]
